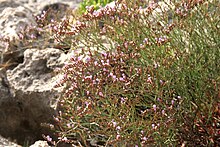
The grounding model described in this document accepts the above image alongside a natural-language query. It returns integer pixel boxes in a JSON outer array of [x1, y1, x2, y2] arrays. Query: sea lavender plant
[[52, 0, 219, 146]]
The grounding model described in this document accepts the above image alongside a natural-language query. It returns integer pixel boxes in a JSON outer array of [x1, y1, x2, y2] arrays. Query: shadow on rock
[[0, 47, 70, 146], [0, 98, 58, 145]]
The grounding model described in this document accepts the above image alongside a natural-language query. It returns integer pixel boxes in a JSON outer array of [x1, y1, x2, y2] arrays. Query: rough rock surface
[[0, 135, 21, 147], [29, 140, 50, 147], [0, 48, 69, 145], [6, 48, 67, 109], [0, 6, 36, 40], [0, 0, 21, 13], [0, 0, 82, 146]]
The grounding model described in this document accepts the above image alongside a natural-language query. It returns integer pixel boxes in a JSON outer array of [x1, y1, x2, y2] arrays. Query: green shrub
[[77, 0, 115, 14], [51, 0, 220, 146]]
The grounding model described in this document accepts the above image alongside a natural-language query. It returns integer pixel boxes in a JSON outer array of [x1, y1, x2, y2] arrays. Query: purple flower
[[96, 78, 100, 82], [30, 34, 36, 39], [142, 136, 148, 141], [111, 119, 117, 127], [157, 97, 161, 102], [171, 100, 175, 105], [101, 52, 107, 57], [103, 68, 107, 72], [147, 75, 152, 84], [67, 123, 71, 128], [112, 75, 117, 81], [84, 56, 91, 62], [54, 117, 59, 122], [106, 59, 110, 64], [153, 104, 157, 111], [94, 61, 98, 66], [143, 38, 149, 44], [162, 109, 165, 115], [86, 91, 90, 95], [152, 123, 155, 129], [77, 56, 83, 61], [62, 137, 68, 142], [116, 134, 120, 140], [99, 92, 104, 97], [119, 77, 124, 81], [85, 75, 92, 80], [116, 126, 121, 131], [45, 135, 52, 142], [120, 97, 126, 104]]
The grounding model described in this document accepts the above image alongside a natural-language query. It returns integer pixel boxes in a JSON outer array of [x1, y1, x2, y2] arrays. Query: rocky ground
[[0, 0, 82, 146]]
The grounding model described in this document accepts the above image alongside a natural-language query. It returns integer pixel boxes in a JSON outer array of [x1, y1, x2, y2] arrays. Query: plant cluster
[[46, 0, 220, 146], [77, 0, 115, 15]]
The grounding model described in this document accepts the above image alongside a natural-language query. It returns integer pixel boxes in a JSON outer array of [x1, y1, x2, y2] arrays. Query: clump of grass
[[52, 0, 220, 146]]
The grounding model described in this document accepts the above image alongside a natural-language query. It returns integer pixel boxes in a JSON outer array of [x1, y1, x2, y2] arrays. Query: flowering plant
[[51, 0, 220, 146]]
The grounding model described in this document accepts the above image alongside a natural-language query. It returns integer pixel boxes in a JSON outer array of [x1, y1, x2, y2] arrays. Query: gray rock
[[0, 48, 69, 145], [30, 140, 50, 147], [0, 0, 21, 13], [0, 6, 36, 40], [6, 48, 68, 110], [0, 135, 21, 147], [0, 0, 82, 146], [0, 69, 12, 100], [26, 0, 83, 15]]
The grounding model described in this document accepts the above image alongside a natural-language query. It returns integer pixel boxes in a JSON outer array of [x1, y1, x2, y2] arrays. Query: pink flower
[[109, 72, 113, 76], [116, 134, 120, 140], [116, 126, 121, 131], [67, 123, 71, 128], [147, 76, 152, 84], [86, 91, 90, 95], [112, 75, 117, 81], [54, 117, 59, 122], [99, 92, 104, 97], [111, 119, 117, 127], [94, 61, 98, 66], [162, 110, 165, 115], [45, 135, 52, 142], [62, 137, 68, 142], [119, 77, 124, 81], [77, 56, 83, 61], [153, 104, 157, 111], [142, 136, 148, 141], [152, 123, 155, 129], [85, 75, 92, 80], [171, 100, 175, 105]]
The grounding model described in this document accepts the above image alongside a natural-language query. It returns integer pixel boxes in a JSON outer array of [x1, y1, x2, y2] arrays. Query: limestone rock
[[0, 48, 69, 145], [0, 0, 82, 146], [6, 48, 68, 109], [0, 6, 36, 40], [26, 0, 82, 16], [30, 140, 50, 147], [0, 0, 21, 13], [0, 135, 21, 147]]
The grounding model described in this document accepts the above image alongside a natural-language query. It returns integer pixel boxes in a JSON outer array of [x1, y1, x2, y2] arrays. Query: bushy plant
[[51, 0, 220, 146], [77, 0, 114, 15]]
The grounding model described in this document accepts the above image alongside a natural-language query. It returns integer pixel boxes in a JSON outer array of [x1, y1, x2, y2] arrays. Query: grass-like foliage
[[77, 0, 115, 15], [51, 0, 220, 146]]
